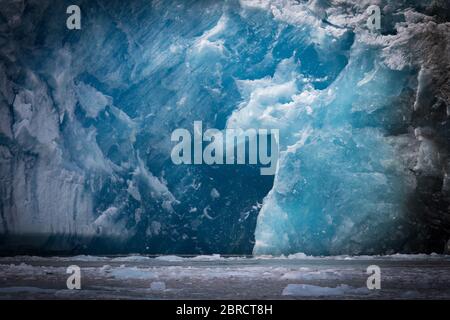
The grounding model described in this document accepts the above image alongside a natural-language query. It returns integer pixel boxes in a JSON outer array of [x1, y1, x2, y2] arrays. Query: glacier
[[0, 0, 449, 255]]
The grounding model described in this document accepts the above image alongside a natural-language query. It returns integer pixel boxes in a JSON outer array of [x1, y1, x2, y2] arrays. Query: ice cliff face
[[0, 0, 449, 255], [244, 0, 450, 255]]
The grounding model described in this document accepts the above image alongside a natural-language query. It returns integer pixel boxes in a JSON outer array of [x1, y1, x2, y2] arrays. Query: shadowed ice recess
[[0, 0, 449, 255]]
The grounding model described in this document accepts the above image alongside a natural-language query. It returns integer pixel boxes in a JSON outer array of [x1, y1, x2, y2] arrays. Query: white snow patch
[[111, 255, 152, 262], [281, 269, 341, 280]]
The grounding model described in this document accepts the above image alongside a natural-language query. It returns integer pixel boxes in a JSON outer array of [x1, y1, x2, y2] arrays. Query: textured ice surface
[[235, 0, 450, 255], [233, 1, 450, 255], [0, 0, 449, 255]]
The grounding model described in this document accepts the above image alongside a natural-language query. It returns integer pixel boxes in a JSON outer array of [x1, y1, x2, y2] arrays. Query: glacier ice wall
[[0, 0, 449, 255], [0, 0, 282, 254], [244, 0, 450, 255]]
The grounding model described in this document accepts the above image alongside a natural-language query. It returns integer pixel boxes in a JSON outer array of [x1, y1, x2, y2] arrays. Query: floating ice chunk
[[282, 284, 368, 297], [155, 255, 185, 262], [287, 253, 311, 259], [111, 256, 151, 262], [70, 255, 110, 262], [150, 281, 166, 291], [109, 267, 157, 280], [100, 265, 112, 272], [191, 254, 223, 261]]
